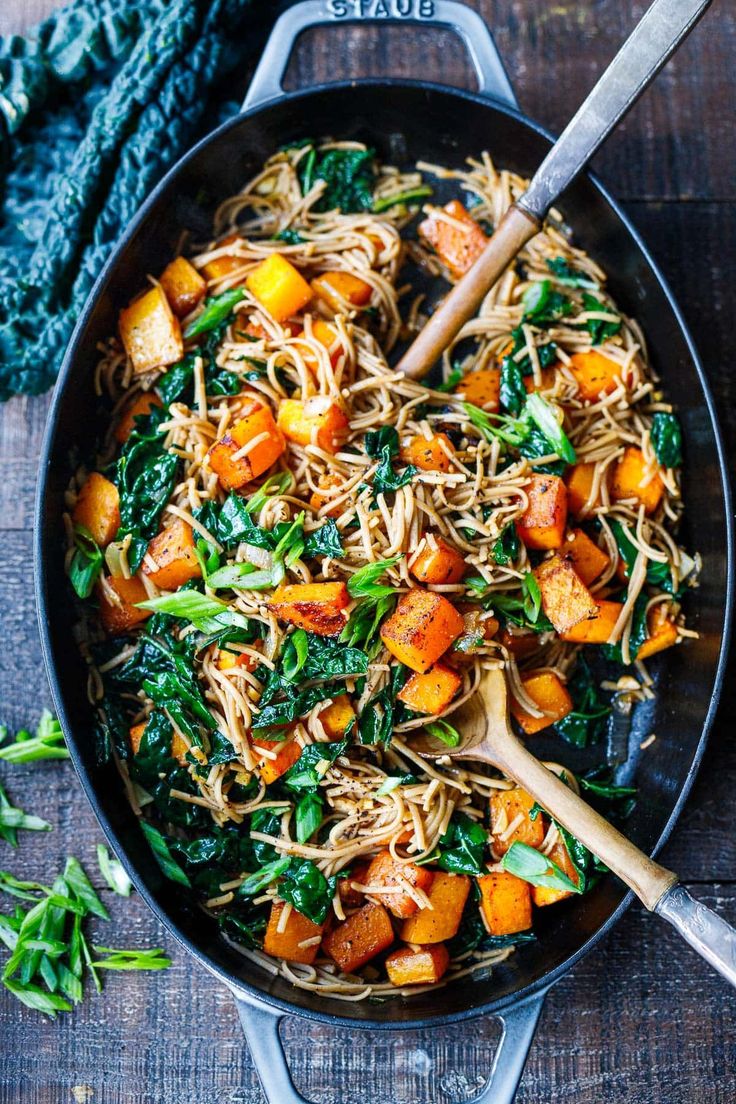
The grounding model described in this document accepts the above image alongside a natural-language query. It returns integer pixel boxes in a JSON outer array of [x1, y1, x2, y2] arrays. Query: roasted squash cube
[[565, 462, 604, 518], [560, 599, 623, 644], [532, 839, 580, 906], [119, 285, 183, 375], [322, 903, 395, 974], [418, 199, 489, 279], [637, 603, 679, 661], [511, 671, 573, 735], [364, 850, 435, 919], [611, 447, 664, 515], [499, 627, 540, 659], [318, 695, 355, 740], [252, 736, 302, 785], [479, 872, 533, 935], [380, 589, 464, 673], [560, 528, 610, 586], [159, 256, 206, 318], [453, 367, 500, 411], [533, 553, 597, 634], [516, 474, 568, 550], [309, 472, 346, 517], [97, 574, 151, 635], [114, 391, 162, 444], [277, 397, 350, 454], [264, 900, 325, 964], [410, 536, 466, 585], [296, 319, 344, 372], [269, 582, 350, 637], [246, 253, 312, 322], [401, 432, 454, 473], [142, 517, 201, 591], [202, 233, 245, 282], [569, 350, 621, 401], [385, 943, 450, 987], [338, 860, 372, 909], [400, 872, 471, 943], [311, 271, 372, 312], [206, 401, 285, 490], [73, 472, 121, 547], [397, 663, 461, 716], [490, 787, 546, 856]]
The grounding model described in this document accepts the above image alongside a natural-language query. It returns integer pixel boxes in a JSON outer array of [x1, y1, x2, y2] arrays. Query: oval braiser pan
[[33, 4, 733, 1102]]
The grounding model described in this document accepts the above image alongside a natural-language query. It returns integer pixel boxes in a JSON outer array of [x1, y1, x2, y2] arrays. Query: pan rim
[[34, 77, 735, 1029]]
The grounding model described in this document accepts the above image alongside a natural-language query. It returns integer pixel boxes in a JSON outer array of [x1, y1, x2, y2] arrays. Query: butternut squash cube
[[73, 472, 121, 547], [532, 839, 580, 906], [142, 517, 201, 591], [490, 787, 546, 856], [246, 253, 312, 322], [397, 663, 462, 716], [533, 553, 597, 634], [401, 432, 454, 473], [318, 695, 355, 740], [565, 461, 603, 518], [322, 903, 395, 974], [364, 849, 435, 919], [400, 872, 471, 943], [159, 256, 206, 318], [523, 367, 556, 394], [454, 367, 500, 411], [309, 472, 346, 517], [296, 319, 344, 372], [252, 736, 302, 785], [418, 199, 489, 279], [385, 943, 450, 987], [380, 589, 464, 673], [217, 648, 257, 673], [202, 233, 245, 282], [499, 627, 540, 659], [97, 574, 151, 635], [268, 581, 350, 637], [410, 536, 466, 585], [611, 447, 664, 514], [119, 285, 183, 375], [560, 528, 611, 586], [114, 391, 162, 444], [264, 900, 325, 964], [569, 350, 621, 401], [511, 671, 573, 735], [206, 401, 285, 490], [637, 603, 679, 661], [516, 474, 568, 550], [560, 599, 623, 644], [338, 860, 372, 909], [277, 397, 350, 454], [311, 271, 372, 312], [478, 871, 533, 936]]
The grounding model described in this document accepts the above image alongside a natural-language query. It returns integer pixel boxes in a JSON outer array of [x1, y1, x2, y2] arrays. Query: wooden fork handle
[[487, 736, 677, 911], [395, 203, 540, 381]]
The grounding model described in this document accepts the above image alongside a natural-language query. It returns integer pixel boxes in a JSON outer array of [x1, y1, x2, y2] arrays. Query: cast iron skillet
[[34, 3, 733, 1101]]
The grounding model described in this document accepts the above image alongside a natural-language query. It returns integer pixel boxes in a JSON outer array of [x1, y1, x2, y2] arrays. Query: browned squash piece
[[453, 367, 501, 411], [401, 433, 455, 473], [338, 860, 372, 909], [490, 787, 546, 856], [611, 447, 664, 515], [322, 903, 395, 974], [119, 285, 183, 375], [159, 256, 206, 318], [637, 603, 679, 661], [478, 872, 533, 935], [310, 472, 346, 517], [206, 400, 285, 491], [418, 199, 489, 278], [499, 627, 540, 659], [114, 392, 163, 444], [247, 253, 313, 322], [565, 462, 604, 518], [142, 517, 201, 591], [559, 528, 611, 586], [201, 232, 245, 282], [511, 671, 573, 736], [560, 599, 623, 645], [380, 589, 464, 673], [268, 582, 350, 636], [263, 900, 325, 964], [400, 872, 471, 944], [97, 574, 151, 635], [532, 839, 580, 906], [533, 553, 597, 634], [252, 735, 302, 785], [363, 850, 435, 919], [568, 350, 621, 401], [396, 663, 462, 716], [277, 397, 350, 454], [318, 695, 355, 740], [385, 944, 450, 986], [516, 474, 568, 550], [410, 536, 466, 585], [72, 472, 121, 547], [311, 271, 372, 312]]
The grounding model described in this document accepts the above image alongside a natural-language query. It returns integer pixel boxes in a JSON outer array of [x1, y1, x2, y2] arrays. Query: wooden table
[[0, 2, 734, 1101]]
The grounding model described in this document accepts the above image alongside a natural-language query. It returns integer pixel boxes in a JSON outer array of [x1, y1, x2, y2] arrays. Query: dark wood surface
[[1, 2, 734, 1101]]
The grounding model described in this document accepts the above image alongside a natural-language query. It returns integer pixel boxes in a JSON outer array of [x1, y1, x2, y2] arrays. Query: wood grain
[[0, 2, 734, 1102]]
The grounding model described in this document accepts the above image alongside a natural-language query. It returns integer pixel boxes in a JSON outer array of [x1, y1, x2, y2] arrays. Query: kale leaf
[[650, 411, 683, 469]]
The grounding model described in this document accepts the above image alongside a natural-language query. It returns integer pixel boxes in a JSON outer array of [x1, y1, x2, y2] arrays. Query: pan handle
[[232, 986, 548, 1104], [242, 0, 517, 113]]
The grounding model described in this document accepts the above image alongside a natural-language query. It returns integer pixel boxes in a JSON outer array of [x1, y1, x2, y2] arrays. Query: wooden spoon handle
[[395, 203, 540, 381], [488, 737, 677, 911]]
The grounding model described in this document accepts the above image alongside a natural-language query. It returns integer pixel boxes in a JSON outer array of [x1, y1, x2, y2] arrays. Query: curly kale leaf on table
[[0, 0, 273, 402]]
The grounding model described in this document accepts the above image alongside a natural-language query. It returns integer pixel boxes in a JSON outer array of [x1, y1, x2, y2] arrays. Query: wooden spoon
[[396, 0, 713, 381], [411, 667, 736, 986]]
